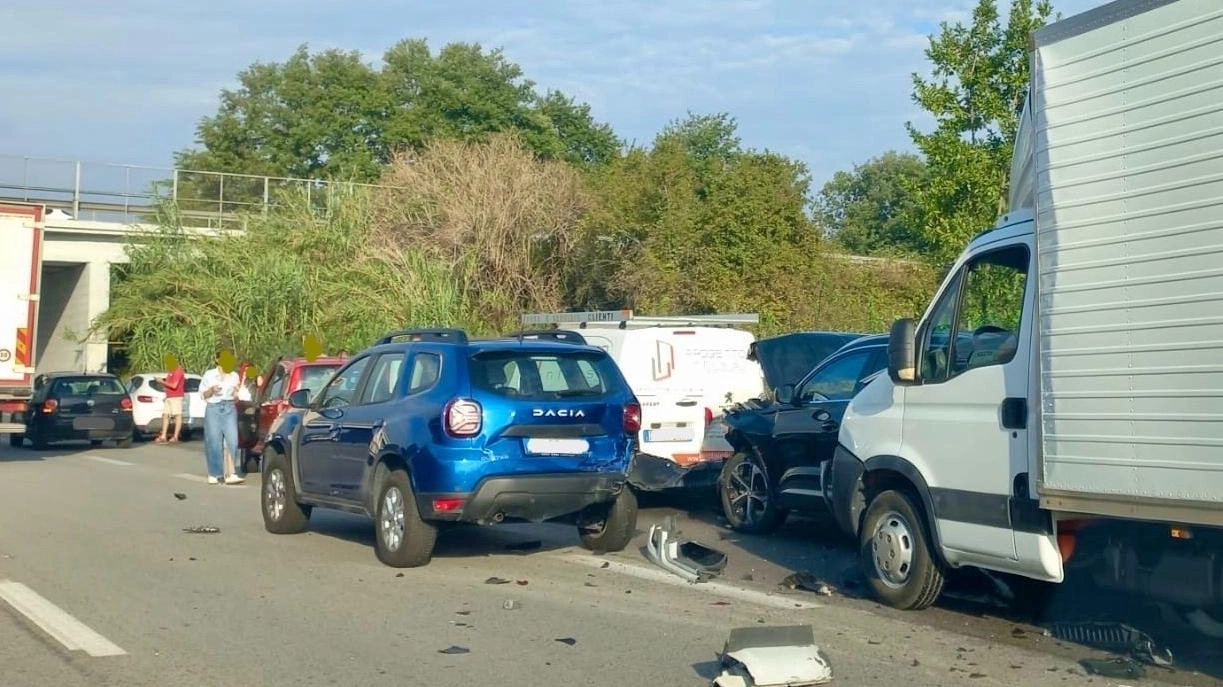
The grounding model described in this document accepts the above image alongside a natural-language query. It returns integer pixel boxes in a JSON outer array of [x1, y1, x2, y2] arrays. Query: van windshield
[[470, 350, 620, 400]]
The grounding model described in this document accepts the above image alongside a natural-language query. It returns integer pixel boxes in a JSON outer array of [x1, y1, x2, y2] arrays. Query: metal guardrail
[[0, 153, 388, 229]]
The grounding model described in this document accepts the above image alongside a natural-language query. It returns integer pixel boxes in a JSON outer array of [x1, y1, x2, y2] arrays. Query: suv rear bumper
[[417, 472, 628, 525]]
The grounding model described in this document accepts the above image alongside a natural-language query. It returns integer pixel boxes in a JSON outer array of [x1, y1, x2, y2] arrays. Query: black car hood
[[747, 331, 862, 391]]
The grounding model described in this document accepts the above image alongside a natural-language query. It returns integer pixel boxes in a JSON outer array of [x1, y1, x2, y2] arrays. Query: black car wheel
[[29, 429, 48, 451], [718, 451, 786, 534], [577, 486, 638, 554], [8, 434, 22, 448]]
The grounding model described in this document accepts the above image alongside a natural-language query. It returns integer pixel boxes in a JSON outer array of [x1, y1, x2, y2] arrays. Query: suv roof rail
[[376, 328, 469, 345], [505, 329, 589, 345], [521, 310, 758, 330]]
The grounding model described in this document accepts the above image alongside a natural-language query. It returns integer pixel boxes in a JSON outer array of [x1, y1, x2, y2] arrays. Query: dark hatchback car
[[719, 334, 888, 533], [14, 372, 135, 449]]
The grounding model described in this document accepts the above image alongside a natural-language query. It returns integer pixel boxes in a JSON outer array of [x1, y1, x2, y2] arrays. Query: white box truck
[[828, 0, 1223, 630], [0, 203, 43, 444], [519, 310, 763, 490]]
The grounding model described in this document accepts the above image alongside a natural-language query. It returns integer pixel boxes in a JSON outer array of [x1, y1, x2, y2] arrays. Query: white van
[[520, 311, 763, 487]]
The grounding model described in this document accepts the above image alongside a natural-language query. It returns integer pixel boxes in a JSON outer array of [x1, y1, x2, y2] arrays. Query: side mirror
[[774, 383, 797, 406], [287, 388, 311, 409], [887, 318, 918, 385]]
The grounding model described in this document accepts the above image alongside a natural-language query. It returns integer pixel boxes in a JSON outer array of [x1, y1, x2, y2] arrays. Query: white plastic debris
[[713, 625, 832, 686]]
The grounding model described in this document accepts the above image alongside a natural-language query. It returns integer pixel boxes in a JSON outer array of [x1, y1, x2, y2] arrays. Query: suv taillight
[[623, 401, 642, 434], [704, 407, 714, 425], [42, 399, 58, 414], [444, 398, 482, 437], [120, 397, 133, 411]]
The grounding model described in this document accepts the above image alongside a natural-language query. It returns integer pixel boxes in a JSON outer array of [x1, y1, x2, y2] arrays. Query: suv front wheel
[[578, 486, 638, 553], [374, 469, 438, 568]]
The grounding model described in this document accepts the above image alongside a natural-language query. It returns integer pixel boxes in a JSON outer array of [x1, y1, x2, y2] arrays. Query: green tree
[[815, 151, 930, 256], [176, 39, 621, 187], [906, 0, 1054, 262]]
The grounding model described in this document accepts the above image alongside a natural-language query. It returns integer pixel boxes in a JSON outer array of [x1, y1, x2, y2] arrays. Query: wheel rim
[[871, 510, 915, 588], [265, 469, 287, 521], [726, 458, 769, 526], [380, 486, 405, 552]]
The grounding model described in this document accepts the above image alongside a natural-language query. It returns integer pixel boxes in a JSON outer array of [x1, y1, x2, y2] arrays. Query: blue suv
[[258, 328, 642, 567]]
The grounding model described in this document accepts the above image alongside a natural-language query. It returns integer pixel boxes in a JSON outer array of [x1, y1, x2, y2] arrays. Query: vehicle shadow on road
[[304, 510, 592, 560]]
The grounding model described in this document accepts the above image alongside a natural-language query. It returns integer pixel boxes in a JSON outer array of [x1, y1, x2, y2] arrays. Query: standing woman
[[200, 350, 244, 485]]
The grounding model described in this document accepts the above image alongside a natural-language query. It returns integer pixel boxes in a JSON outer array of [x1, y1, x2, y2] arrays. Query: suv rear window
[[470, 350, 620, 400]]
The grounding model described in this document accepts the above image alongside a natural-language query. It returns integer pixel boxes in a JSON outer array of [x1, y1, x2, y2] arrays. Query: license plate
[[643, 428, 692, 443], [525, 438, 589, 455], [73, 417, 114, 431]]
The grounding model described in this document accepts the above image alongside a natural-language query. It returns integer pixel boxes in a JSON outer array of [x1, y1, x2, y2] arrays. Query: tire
[[30, 430, 48, 451], [261, 449, 311, 534], [8, 434, 22, 448], [718, 451, 786, 534], [240, 449, 260, 475], [116, 435, 133, 449], [373, 469, 437, 567], [578, 486, 638, 553], [859, 488, 946, 610], [91, 440, 104, 447]]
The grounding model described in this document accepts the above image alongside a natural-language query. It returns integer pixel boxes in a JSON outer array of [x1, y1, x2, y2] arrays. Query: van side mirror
[[287, 388, 311, 409], [774, 384, 796, 406], [887, 318, 918, 385]]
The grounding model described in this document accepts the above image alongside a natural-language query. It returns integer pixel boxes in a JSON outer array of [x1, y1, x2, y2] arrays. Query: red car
[[238, 356, 344, 471]]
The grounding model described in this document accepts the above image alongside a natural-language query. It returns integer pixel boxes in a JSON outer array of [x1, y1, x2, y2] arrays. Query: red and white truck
[[0, 203, 43, 444]]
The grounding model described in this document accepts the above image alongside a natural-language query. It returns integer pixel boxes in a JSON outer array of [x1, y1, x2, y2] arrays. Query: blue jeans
[[204, 401, 239, 478]]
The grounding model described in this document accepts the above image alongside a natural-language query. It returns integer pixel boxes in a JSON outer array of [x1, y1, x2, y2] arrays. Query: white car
[[126, 372, 206, 440]]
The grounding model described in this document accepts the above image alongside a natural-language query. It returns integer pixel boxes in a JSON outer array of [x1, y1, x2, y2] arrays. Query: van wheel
[[719, 451, 785, 534], [261, 449, 311, 534], [860, 489, 945, 610], [578, 486, 638, 553], [374, 469, 437, 568]]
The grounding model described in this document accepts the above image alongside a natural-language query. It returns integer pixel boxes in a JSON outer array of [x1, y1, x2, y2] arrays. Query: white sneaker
[[224, 475, 245, 485], [207, 476, 220, 485]]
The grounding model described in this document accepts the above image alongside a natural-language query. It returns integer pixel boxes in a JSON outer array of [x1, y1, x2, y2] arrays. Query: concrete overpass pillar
[[37, 261, 111, 373]]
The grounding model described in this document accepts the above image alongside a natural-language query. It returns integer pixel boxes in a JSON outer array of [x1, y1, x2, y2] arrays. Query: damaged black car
[[718, 333, 887, 534]]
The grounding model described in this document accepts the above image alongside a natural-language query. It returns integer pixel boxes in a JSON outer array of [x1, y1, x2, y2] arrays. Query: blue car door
[[296, 355, 372, 496], [332, 351, 408, 499]]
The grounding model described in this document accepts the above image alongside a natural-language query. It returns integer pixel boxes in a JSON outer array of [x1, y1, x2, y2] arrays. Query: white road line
[[173, 473, 247, 487], [81, 455, 133, 467], [0, 581, 126, 657], [555, 552, 823, 610]]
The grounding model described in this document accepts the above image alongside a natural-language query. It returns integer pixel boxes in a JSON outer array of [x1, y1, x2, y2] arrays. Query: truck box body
[[1027, 0, 1223, 523], [0, 203, 42, 433]]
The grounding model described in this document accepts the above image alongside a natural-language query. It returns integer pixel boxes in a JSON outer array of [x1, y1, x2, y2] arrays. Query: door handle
[[813, 409, 831, 422]]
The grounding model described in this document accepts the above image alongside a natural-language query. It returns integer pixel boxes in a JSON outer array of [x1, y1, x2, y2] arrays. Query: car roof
[[278, 357, 346, 367], [41, 371, 120, 379], [829, 333, 889, 357], [364, 338, 607, 356]]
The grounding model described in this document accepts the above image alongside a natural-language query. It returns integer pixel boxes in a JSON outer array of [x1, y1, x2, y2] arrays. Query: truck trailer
[[0, 203, 43, 443], [828, 0, 1223, 632]]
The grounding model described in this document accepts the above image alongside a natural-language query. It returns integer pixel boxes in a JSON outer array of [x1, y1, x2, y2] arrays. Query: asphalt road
[[0, 439, 1217, 687]]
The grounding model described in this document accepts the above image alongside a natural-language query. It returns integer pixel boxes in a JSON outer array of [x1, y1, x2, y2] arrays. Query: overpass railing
[[0, 154, 384, 229]]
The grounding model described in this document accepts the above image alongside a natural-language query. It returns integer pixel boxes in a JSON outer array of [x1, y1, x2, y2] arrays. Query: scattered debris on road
[[645, 515, 728, 583], [438, 645, 470, 655], [173, 493, 187, 501], [1079, 656, 1146, 679], [1046, 621, 1173, 666], [712, 625, 832, 687], [485, 576, 511, 585], [555, 637, 576, 646], [780, 572, 835, 596], [182, 526, 221, 534], [505, 540, 542, 552], [600, 561, 609, 568], [455, 610, 471, 616], [502, 600, 521, 610], [516, 580, 529, 586], [395, 573, 404, 578]]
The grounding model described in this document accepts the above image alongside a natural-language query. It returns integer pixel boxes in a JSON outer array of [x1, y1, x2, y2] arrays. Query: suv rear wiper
[[552, 390, 602, 398]]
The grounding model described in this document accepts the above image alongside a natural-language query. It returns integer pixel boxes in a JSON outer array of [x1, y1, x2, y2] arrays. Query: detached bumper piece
[[627, 452, 721, 491], [713, 625, 833, 687], [644, 515, 728, 584]]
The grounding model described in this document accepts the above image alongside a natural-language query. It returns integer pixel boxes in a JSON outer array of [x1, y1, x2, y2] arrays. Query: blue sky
[[1, 0, 1098, 190]]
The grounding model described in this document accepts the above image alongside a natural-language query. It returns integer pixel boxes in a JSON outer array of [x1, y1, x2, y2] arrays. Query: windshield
[[50, 377, 126, 396], [469, 350, 621, 400]]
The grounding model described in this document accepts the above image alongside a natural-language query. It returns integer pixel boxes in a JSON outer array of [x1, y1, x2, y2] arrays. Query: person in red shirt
[[157, 359, 186, 443]]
